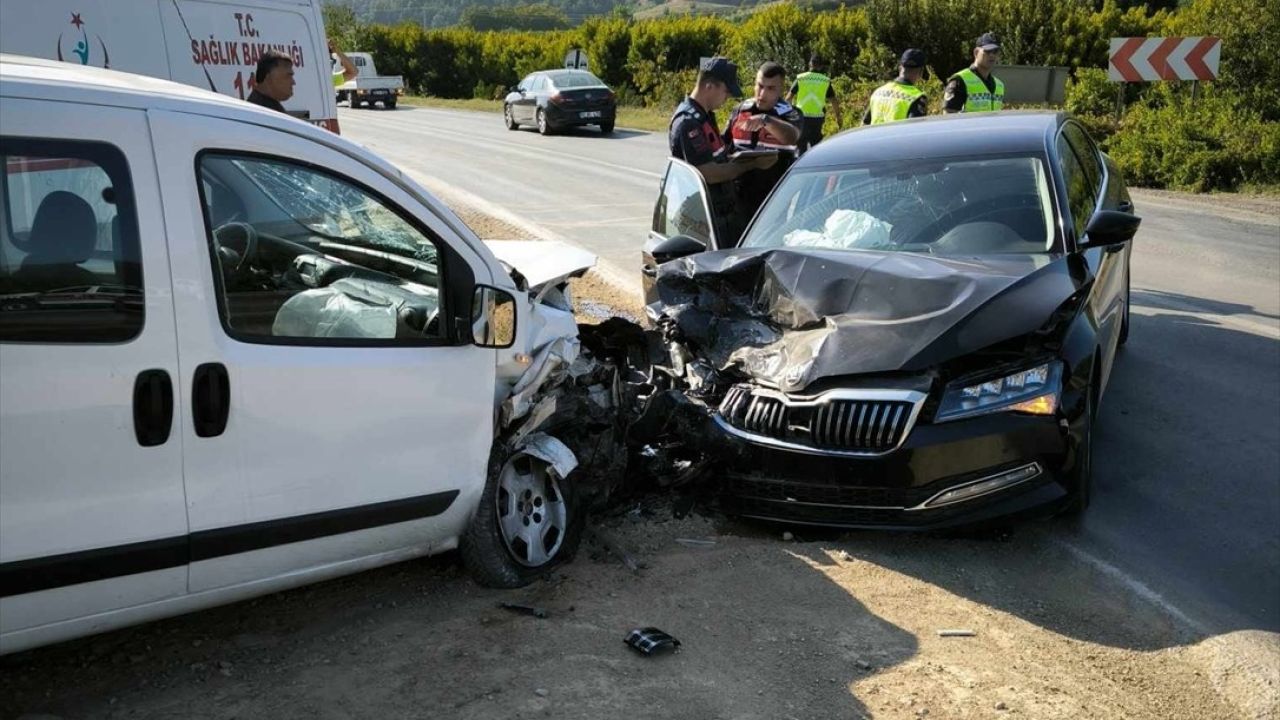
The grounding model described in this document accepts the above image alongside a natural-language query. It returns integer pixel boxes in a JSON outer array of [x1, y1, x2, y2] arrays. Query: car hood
[[651, 248, 1087, 390], [484, 240, 596, 291]]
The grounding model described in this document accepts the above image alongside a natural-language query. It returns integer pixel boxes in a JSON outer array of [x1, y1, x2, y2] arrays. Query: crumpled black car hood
[[650, 248, 1085, 390]]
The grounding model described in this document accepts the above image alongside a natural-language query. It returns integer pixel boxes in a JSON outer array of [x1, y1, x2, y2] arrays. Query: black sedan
[[504, 69, 617, 135], [641, 112, 1139, 529]]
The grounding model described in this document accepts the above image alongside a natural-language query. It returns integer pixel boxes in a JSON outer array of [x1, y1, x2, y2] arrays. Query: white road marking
[[1055, 538, 1211, 635]]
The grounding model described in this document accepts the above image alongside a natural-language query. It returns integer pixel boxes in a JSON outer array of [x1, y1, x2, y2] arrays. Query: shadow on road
[[1133, 288, 1280, 322]]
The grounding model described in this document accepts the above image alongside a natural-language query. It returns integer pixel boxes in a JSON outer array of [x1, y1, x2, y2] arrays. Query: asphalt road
[[339, 105, 1280, 638]]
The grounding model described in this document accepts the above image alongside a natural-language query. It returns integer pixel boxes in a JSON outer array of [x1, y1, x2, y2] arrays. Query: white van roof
[[0, 54, 406, 187]]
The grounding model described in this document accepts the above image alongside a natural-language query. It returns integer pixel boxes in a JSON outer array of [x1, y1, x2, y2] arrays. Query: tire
[[1118, 267, 1131, 346], [461, 440, 583, 588], [1058, 380, 1096, 517], [383, 98, 397, 110], [600, 120, 615, 134], [504, 104, 519, 130], [352, 97, 364, 109], [537, 107, 552, 135]]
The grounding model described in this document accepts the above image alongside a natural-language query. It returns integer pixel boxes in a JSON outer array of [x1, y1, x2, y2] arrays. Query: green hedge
[[327, 0, 1279, 192]]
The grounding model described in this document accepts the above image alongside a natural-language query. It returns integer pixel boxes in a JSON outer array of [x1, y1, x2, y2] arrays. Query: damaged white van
[[0, 56, 606, 654]]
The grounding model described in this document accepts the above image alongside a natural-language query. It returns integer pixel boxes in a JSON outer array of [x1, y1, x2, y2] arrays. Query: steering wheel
[[211, 222, 260, 281]]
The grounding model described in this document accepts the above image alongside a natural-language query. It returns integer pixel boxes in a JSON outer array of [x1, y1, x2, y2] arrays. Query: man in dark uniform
[[247, 49, 295, 113], [669, 57, 777, 244], [944, 33, 1006, 113], [724, 61, 803, 221]]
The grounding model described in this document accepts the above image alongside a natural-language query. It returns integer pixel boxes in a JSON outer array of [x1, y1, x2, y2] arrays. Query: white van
[[0, 55, 600, 654], [0, 0, 341, 132]]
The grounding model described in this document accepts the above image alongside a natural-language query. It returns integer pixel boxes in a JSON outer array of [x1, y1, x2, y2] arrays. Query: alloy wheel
[[495, 454, 567, 567]]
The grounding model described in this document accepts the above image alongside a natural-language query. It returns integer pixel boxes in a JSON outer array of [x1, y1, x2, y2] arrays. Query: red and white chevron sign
[[1109, 37, 1221, 82]]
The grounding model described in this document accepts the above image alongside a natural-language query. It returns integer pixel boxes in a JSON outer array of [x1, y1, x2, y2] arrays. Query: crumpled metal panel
[[650, 247, 1085, 390]]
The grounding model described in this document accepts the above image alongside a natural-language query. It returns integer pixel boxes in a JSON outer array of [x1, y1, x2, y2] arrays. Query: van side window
[[197, 153, 445, 345], [0, 137, 143, 343]]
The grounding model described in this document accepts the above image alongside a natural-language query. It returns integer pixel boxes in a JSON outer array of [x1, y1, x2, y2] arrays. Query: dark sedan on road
[[642, 112, 1139, 529], [504, 69, 617, 135]]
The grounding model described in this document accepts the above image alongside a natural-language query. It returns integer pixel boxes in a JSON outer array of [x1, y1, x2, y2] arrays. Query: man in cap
[[669, 57, 777, 242], [723, 61, 804, 219], [944, 32, 1005, 113], [786, 55, 844, 154], [863, 49, 930, 125]]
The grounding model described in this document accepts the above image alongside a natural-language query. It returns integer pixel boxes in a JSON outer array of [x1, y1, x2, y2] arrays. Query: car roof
[[0, 54, 489, 260], [540, 69, 601, 80], [794, 111, 1067, 169], [0, 54, 403, 178]]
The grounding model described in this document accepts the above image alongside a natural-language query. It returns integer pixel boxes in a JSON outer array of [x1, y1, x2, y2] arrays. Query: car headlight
[[936, 361, 1062, 422]]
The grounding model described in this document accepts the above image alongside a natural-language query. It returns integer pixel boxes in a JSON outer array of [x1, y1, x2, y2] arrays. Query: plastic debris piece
[[675, 538, 716, 548], [499, 602, 548, 619], [937, 629, 976, 637], [624, 627, 681, 656]]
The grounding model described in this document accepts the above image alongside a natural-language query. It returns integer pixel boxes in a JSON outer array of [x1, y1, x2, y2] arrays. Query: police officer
[[724, 61, 804, 220], [944, 33, 1005, 113], [863, 49, 929, 125], [786, 55, 844, 153], [670, 57, 776, 242]]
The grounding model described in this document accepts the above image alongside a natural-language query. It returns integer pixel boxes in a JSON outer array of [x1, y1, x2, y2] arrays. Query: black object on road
[[624, 627, 681, 656], [500, 602, 549, 619]]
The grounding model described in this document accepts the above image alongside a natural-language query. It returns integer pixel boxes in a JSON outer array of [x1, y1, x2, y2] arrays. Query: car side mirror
[[650, 234, 706, 265], [471, 285, 517, 348], [1081, 209, 1141, 249]]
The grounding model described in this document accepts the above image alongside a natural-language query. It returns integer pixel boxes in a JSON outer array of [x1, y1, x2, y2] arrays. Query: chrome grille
[[718, 385, 919, 454]]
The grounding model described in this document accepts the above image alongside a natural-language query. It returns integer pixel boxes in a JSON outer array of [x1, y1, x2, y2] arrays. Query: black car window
[[1062, 123, 1104, 201], [517, 75, 534, 92], [1056, 135, 1095, 241], [654, 162, 714, 248], [197, 153, 446, 346], [743, 155, 1058, 255], [550, 71, 606, 89], [530, 75, 547, 92], [0, 137, 144, 343]]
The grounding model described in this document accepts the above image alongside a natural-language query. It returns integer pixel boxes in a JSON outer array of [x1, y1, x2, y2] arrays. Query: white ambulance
[[0, 0, 341, 132]]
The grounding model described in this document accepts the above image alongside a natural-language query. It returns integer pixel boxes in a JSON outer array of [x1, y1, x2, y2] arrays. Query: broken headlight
[[936, 361, 1062, 422]]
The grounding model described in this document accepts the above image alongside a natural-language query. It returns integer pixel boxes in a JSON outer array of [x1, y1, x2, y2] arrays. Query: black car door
[[1058, 122, 1128, 393], [642, 159, 718, 301], [514, 74, 538, 123]]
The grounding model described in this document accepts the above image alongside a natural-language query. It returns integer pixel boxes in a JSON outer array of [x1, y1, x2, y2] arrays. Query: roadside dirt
[[2, 207, 1273, 720]]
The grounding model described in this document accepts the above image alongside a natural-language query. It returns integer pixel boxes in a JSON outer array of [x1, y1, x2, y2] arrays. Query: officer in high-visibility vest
[[786, 55, 844, 153], [944, 32, 1005, 113], [863, 49, 929, 125]]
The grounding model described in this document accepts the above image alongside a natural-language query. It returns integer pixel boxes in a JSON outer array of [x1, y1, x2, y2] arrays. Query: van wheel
[[384, 98, 397, 110], [462, 440, 582, 588], [600, 121, 615, 134]]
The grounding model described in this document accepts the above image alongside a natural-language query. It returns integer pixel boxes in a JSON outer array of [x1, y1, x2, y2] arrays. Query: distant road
[[341, 104, 1280, 635]]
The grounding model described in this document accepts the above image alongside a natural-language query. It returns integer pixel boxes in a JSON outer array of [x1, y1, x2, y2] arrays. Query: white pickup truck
[[335, 52, 405, 109]]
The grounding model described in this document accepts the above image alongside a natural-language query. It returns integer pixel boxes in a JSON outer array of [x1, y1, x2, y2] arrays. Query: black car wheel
[[504, 104, 519, 130], [600, 120, 615, 134], [461, 440, 583, 588], [1118, 267, 1131, 346], [537, 108, 553, 135], [1058, 379, 1096, 517]]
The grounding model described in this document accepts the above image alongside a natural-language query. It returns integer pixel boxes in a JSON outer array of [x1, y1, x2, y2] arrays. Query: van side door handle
[[132, 369, 173, 447], [192, 362, 230, 438]]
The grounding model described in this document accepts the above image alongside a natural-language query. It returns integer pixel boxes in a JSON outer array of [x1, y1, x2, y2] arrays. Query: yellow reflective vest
[[951, 68, 1004, 112], [793, 71, 832, 118], [868, 81, 925, 124]]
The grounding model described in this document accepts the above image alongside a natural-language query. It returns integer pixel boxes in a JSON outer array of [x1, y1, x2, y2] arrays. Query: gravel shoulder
[[2, 204, 1274, 720]]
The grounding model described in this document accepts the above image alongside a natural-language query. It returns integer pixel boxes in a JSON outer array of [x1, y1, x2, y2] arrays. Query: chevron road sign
[[1109, 37, 1221, 82]]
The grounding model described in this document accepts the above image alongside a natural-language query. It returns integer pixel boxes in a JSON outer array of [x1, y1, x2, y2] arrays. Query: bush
[[1106, 85, 1280, 191]]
